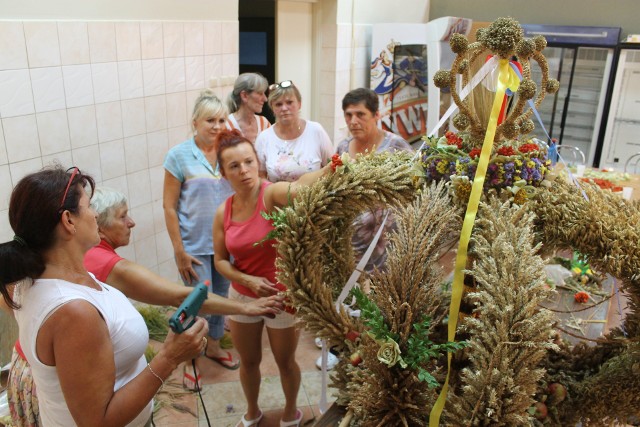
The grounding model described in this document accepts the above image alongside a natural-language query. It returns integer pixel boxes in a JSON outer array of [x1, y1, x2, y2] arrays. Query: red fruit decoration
[[533, 402, 548, 420], [350, 352, 363, 367], [345, 330, 361, 342], [547, 382, 567, 403]]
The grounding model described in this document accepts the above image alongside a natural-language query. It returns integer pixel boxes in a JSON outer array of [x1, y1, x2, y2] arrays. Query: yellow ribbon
[[429, 59, 511, 426]]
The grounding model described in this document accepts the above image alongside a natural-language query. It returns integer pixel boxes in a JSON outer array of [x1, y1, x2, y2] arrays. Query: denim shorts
[[186, 254, 230, 340]]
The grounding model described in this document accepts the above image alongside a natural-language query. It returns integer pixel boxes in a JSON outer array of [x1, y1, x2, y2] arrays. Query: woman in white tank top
[[0, 166, 208, 427]]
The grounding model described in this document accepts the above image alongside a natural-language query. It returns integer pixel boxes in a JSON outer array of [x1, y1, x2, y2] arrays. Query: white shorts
[[228, 287, 297, 329]]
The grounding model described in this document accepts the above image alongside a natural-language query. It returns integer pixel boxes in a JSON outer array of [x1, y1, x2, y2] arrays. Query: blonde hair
[[227, 73, 269, 113], [191, 89, 228, 131], [267, 83, 302, 109]]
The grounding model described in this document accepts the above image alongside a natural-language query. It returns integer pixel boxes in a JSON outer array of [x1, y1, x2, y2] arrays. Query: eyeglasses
[[60, 166, 80, 210], [268, 80, 293, 91]]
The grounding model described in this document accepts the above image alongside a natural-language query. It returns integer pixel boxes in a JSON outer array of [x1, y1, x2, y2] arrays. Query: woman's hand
[[244, 294, 285, 318], [175, 250, 202, 285], [245, 276, 279, 297], [160, 317, 209, 366]]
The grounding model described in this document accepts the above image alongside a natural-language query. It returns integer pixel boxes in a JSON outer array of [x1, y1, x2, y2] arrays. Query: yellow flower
[[526, 160, 535, 168], [376, 337, 407, 369], [515, 159, 523, 167], [436, 160, 448, 174]]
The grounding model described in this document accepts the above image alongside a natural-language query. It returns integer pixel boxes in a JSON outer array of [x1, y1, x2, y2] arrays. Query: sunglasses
[[268, 80, 293, 91], [60, 166, 80, 210]]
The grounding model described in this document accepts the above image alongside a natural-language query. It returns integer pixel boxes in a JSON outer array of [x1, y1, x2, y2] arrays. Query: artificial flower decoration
[[574, 291, 590, 304], [376, 337, 408, 369]]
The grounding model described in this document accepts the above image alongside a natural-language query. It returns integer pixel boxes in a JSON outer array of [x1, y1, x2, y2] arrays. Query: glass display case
[[599, 43, 640, 171], [522, 25, 621, 167]]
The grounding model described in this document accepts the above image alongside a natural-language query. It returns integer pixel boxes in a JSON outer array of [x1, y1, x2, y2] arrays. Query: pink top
[[224, 180, 279, 298], [83, 239, 123, 283]]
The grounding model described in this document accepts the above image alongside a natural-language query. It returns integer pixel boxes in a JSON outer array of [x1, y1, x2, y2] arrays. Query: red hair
[[214, 129, 258, 174]]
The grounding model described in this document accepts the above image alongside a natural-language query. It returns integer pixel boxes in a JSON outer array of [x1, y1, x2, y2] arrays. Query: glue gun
[[169, 281, 209, 333]]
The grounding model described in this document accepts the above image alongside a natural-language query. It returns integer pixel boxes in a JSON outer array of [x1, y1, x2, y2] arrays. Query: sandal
[[205, 350, 240, 370], [280, 408, 303, 427], [238, 410, 263, 427]]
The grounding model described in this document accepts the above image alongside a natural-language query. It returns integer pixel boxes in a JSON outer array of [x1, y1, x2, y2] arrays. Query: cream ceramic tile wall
[[318, 23, 372, 143], [0, 19, 238, 283]]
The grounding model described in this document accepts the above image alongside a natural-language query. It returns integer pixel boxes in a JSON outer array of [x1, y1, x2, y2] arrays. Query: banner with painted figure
[[371, 18, 473, 143], [391, 44, 429, 143]]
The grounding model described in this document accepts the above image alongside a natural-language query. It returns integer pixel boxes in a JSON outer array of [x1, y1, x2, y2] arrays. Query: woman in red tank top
[[212, 129, 330, 427]]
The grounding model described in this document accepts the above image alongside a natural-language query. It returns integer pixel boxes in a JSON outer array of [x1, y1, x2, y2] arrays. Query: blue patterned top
[[163, 138, 234, 255]]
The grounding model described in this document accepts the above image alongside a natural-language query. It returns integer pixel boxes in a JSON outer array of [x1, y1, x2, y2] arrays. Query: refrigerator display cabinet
[[521, 25, 621, 167], [598, 43, 640, 171]]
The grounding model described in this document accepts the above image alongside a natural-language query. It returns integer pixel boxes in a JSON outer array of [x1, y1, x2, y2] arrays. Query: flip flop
[[280, 408, 303, 427], [237, 410, 263, 427], [205, 350, 240, 370]]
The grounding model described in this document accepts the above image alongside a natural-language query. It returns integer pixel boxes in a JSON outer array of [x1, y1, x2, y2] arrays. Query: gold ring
[[202, 337, 207, 347]]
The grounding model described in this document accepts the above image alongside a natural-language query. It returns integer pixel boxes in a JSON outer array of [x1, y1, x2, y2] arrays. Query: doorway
[[239, 0, 276, 122]]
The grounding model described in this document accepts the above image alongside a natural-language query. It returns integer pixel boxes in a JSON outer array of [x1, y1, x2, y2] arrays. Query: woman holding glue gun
[[0, 166, 206, 427], [2, 184, 283, 427]]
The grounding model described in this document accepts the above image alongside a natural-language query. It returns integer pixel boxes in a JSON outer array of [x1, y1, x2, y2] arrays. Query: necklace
[[277, 120, 302, 142]]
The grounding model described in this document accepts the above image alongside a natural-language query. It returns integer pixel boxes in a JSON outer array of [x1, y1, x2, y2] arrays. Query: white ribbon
[[335, 211, 390, 311], [413, 56, 499, 160]]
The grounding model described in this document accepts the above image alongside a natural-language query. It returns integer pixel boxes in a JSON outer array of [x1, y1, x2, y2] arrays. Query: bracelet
[[147, 363, 164, 391]]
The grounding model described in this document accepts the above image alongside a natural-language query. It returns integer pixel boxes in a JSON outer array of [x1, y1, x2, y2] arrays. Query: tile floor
[[153, 329, 336, 427]]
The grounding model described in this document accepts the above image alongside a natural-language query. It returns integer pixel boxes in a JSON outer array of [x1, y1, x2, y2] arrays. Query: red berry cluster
[[518, 143, 539, 154], [330, 153, 343, 172], [469, 148, 482, 159], [497, 146, 516, 156], [574, 291, 589, 304], [445, 131, 463, 149]]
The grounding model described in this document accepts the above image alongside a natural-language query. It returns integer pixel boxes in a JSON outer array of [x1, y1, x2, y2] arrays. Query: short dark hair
[[0, 166, 95, 308], [341, 88, 379, 114]]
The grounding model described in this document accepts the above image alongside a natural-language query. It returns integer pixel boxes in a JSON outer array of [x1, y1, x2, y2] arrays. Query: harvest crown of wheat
[[275, 16, 640, 427]]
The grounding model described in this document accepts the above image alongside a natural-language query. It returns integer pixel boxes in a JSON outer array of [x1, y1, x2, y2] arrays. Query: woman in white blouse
[[255, 80, 333, 182]]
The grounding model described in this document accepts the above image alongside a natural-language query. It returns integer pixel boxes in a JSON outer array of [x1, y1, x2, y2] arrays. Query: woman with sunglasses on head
[[226, 73, 272, 143], [0, 166, 208, 426], [2, 185, 283, 426], [163, 89, 241, 370], [213, 129, 331, 427], [255, 80, 334, 183]]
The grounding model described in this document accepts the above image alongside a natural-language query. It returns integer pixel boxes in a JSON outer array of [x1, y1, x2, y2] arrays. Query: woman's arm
[[162, 170, 202, 284], [264, 163, 332, 210], [212, 205, 279, 297], [106, 259, 280, 316], [42, 299, 207, 426], [319, 126, 335, 167], [255, 133, 270, 180]]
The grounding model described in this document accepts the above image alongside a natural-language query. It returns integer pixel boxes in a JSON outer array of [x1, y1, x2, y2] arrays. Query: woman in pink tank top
[[212, 129, 330, 427]]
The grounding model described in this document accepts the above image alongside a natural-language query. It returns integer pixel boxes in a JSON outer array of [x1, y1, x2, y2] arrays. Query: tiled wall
[[318, 23, 372, 143], [0, 20, 239, 281]]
